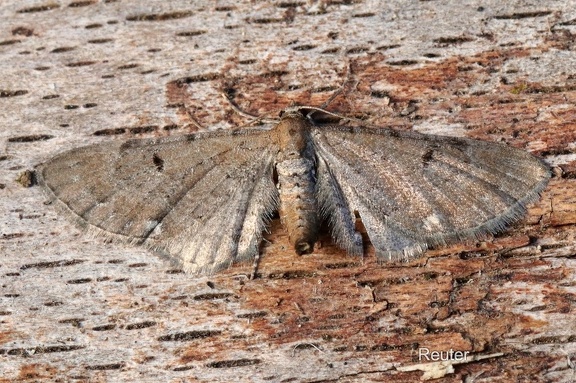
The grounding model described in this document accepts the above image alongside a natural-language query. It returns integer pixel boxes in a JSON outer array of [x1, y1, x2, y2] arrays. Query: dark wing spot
[[422, 149, 434, 167], [152, 153, 164, 171], [387, 130, 400, 138]]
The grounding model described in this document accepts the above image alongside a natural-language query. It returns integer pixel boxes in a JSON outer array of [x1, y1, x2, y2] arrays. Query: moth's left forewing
[[312, 124, 550, 261], [37, 128, 280, 275]]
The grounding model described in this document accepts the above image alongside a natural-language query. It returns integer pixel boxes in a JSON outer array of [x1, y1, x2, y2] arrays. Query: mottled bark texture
[[1, 1, 575, 382]]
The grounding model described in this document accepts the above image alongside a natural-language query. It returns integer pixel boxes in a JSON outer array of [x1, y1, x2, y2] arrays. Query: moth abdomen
[[276, 157, 319, 255]]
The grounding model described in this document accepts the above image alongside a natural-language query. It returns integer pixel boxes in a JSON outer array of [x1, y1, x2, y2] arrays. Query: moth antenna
[[297, 106, 366, 125], [220, 91, 277, 124], [184, 109, 206, 130], [318, 59, 354, 110], [303, 61, 365, 124]]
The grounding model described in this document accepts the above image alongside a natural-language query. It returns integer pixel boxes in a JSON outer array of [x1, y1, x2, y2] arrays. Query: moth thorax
[[274, 113, 311, 158]]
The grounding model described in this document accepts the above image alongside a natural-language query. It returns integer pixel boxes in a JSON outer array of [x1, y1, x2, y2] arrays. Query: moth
[[37, 107, 550, 274]]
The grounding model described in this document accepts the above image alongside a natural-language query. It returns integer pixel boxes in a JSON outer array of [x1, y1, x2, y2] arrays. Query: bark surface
[[1, 1, 575, 381]]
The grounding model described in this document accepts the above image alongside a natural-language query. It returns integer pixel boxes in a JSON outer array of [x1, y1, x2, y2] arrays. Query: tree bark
[[1, 0, 575, 381]]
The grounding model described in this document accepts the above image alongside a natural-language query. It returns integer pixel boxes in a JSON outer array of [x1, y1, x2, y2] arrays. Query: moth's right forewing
[[312, 125, 549, 261]]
